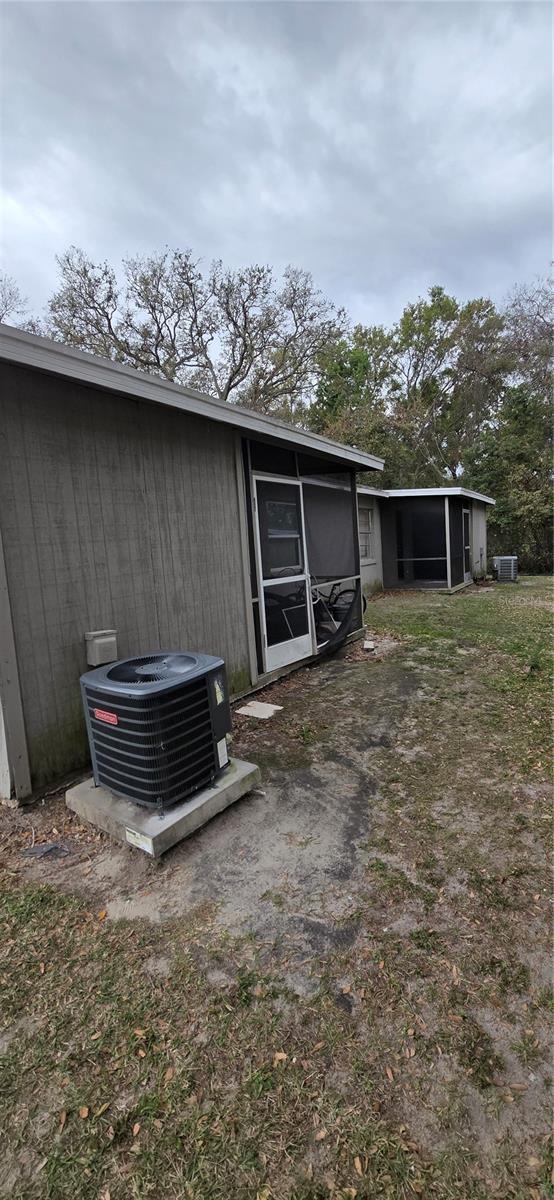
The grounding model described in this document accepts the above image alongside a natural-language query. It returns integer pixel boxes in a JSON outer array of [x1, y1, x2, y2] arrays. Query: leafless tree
[[503, 273, 553, 395], [47, 247, 345, 418], [0, 273, 28, 324]]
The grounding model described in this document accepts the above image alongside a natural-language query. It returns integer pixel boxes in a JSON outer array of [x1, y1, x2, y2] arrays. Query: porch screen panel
[[395, 499, 447, 582], [448, 498, 464, 586], [302, 484, 357, 580]]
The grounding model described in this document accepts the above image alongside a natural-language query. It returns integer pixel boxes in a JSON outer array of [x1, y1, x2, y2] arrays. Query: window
[[358, 503, 374, 560], [257, 487, 304, 577]]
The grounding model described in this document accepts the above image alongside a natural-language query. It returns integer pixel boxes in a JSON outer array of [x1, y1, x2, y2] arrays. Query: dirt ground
[[1, 578, 552, 1200]]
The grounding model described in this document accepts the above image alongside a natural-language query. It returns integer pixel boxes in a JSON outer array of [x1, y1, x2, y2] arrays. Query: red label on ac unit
[[93, 708, 118, 726]]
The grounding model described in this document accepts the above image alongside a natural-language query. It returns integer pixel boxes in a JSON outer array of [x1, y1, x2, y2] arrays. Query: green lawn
[[1, 578, 552, 1200]]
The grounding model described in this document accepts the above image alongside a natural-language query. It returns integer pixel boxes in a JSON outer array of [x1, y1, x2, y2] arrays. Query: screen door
[[463, 509, 471, 580], [254, 478, 313, 671]]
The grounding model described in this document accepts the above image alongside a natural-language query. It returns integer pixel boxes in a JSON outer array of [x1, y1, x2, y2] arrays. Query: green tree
[[464, 386, 553, 573], [310, 287, 507, 486]]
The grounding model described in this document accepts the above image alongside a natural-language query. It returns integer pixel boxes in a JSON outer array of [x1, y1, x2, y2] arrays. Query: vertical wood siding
[[0, 363, 250, 785]]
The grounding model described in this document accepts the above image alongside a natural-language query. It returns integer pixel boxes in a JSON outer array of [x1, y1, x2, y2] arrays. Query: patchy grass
[[1, 577, 552, 1198], [367, 575, 553, 776]]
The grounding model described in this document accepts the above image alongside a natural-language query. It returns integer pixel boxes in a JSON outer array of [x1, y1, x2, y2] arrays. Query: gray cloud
[[1, 1, 551, 326]]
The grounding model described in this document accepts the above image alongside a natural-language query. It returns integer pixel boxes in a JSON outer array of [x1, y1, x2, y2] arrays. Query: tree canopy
[[0, 254, 551, 571], [43, 247, 345, 421]]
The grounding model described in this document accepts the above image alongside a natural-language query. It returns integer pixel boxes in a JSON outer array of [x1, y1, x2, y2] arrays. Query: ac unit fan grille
[[84, 676, 217, 807]]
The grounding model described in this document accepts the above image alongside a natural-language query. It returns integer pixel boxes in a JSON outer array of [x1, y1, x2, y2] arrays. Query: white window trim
[[358, 501, 376, 565]]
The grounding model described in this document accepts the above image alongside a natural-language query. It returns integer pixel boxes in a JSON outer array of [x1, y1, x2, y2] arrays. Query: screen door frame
[[252, 474, 315, 672], [463, 507, 472, 582]]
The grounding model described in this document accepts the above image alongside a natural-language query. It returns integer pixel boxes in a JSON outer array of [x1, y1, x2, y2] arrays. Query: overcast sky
[[1, 1, 551, 327]]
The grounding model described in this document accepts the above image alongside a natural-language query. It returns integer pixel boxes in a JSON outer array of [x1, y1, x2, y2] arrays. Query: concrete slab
[[66, 758, 261, 858], [235, 700, 283, 719]]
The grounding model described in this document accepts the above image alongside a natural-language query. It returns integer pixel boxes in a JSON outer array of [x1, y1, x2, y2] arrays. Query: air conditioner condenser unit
[[81, 652, 232, 810], [492, 556, 518, 583]]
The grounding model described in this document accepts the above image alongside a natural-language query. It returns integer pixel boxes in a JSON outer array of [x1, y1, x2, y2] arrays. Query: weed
[[535, 986, 554, 1014], [453, 1018, 504, 1090], [479, 955, 530, 995], [512, 1029, 542, 1066], [409, 927, 444, 952], [298, 722, 315, 743]]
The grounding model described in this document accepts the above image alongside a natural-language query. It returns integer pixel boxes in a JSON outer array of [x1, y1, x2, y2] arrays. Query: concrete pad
[[235, 700, 283, 719], [66, 758, 261, 858]]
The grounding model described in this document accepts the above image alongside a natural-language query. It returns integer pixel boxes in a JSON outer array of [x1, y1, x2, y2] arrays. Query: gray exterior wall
[[358, 495, 383, 592], [0, 363, 251, 787], [471, 501, 488, 577]]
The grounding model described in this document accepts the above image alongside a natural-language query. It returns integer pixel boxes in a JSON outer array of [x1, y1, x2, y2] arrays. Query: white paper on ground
[[236, 700, 283, 720]]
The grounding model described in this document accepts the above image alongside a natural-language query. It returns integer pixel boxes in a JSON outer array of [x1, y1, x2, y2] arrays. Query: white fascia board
[[0, 324, 384, 473], [385, 487, 495, 506], [357, 486, 388, 498]]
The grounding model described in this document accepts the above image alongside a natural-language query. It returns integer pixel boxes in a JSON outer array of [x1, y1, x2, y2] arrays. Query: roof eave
[[384, 487, 495, 506], [0, 324, 384, 473]]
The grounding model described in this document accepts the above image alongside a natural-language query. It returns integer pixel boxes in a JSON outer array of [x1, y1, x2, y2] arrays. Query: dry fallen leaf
[[79, 1106, 89, 1120], [344, 1190, 358, 1199], [134, 1028, 146, 1038], [94, 1103, 110, 1117], [99, 1190, 111, 1200], [354, 1155, 363, 1176], [314, 1128, 327, 1141], [132, 1122, 141, 1137], [341, 984, 352, 994], [378, 960, 385, 970], [385, 1066, 394, 1083], [137, 1048, 146, 1059], [39, 962, 45, 975], [252, 984, 264, 997], [98, 910, 107, 921], [58, 1109, 67, 1131], [164, 1066, 175, 1083], [153, 1118, 163, 1130], [311, 1041, 325, 1052], [91, 1031, 101, 1041], [273, 1051, 287, 1066]]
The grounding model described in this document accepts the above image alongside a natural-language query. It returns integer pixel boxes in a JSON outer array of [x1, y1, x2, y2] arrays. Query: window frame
[[358, 501, 375, 564]]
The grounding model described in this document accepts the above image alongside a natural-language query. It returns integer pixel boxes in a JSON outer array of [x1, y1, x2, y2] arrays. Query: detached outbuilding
[[0, 326, 383, 802], [358, 487, 494, 593]]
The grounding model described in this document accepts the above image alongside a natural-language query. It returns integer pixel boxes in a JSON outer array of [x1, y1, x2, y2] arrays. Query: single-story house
[[0, 325, 384, 802], [357, 486, 494, 593], [0, 326, 495, 805]]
